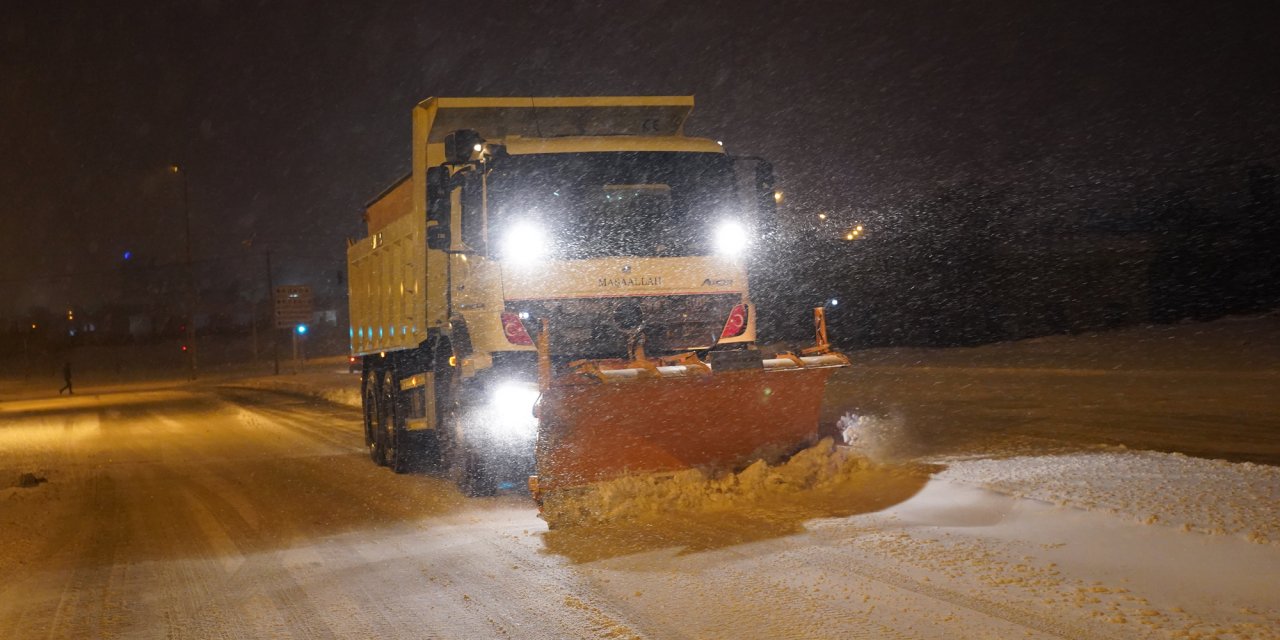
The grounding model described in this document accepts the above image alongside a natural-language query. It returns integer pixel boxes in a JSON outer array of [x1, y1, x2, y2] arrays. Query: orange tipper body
[[534, 350, 849, 494]]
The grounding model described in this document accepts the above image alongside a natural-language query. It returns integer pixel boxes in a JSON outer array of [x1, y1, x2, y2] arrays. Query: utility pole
[[266, 248, 279, 375], [21, 330, 29, 382], [172, 164, 198, 380], [251, 297, 259, 362]]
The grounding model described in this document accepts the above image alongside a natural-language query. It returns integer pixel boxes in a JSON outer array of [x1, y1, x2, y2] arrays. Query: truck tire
[[442, 397, 497, 497], [450, 437, 497, 497], [381, 369, 411, 474], [428, 335, 500, 496], [364, 369, 386, 466]]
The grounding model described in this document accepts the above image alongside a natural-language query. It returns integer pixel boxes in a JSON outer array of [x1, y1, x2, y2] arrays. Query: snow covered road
[[2, 371, 1278, 638]]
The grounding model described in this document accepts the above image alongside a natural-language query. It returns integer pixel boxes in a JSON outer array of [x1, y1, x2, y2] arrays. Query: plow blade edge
[[535, 357, 845, 493]]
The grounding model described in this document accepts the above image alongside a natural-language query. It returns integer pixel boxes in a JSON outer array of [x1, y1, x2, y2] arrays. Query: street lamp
[[171, 163, 197, 380]]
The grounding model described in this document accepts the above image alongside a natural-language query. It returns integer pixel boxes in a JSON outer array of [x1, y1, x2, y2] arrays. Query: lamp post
[[171, 164, 198, 380]]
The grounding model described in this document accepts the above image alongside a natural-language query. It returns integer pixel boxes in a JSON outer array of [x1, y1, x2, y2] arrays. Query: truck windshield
[[486, 151, 736, 259]]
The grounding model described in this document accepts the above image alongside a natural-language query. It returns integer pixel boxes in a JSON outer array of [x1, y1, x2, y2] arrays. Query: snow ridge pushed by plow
[[542, 439, 894, 528]]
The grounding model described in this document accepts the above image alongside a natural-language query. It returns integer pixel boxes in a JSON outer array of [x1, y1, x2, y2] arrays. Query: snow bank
[[938, 449, 1280, 545], [542, 438, 878, 527], [223, 374, 362, 409], [835, 411, 910, 462], [851, 312, 1280, 373]]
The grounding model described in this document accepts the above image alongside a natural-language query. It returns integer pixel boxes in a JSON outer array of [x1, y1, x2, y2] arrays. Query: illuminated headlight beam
[[483, 381, 540, 441], [501, 220, 549, 264], [713, 220, 749, 256]]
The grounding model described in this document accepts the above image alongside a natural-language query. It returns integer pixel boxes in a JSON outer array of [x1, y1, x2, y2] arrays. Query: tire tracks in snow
[[39, 474, 125, 639], [215, 386, 365, 454], [212, 386, 1089, 638], [830, 554, 1114, 639], [411, 514, 650, 639], [777, 521, 1125, 640], [208, 387, 648, 638]]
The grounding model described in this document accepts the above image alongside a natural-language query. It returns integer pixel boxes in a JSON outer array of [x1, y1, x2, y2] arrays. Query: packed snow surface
[[2, 315, 1278, 637], [939, 449, 1280, 545], [541, 438, 882, 527]]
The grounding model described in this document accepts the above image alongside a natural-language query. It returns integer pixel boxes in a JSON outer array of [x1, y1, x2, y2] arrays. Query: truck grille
[[509, 294, 741, 357]]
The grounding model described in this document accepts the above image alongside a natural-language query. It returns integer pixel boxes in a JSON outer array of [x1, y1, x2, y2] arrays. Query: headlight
[[485, 381, 540, 441], [502, 221, 549, 264], [713, 220, 749, 256]]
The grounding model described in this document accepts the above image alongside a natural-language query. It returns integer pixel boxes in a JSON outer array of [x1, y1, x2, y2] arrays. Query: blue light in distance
[[296, 324, 308, 335]]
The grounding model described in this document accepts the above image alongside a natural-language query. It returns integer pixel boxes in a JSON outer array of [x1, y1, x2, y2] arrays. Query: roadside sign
[[273, 285, 313, 329]]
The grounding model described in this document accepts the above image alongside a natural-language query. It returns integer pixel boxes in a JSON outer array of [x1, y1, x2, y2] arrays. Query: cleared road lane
[[2, 373, 1276, 639], [0, 387, 649, 639]]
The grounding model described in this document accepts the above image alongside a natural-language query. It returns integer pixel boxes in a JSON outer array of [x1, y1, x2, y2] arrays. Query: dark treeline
[[756, 164, 1280, 349], [1149, 166, 1280, 323], [4, 164, 1277, 357]]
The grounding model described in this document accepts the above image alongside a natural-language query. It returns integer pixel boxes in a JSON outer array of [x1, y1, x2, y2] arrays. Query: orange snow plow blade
[[534, 353, 848, 496]]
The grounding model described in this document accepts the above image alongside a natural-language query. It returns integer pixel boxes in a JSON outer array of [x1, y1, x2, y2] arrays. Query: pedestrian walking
[[59, 361, 73, 395]]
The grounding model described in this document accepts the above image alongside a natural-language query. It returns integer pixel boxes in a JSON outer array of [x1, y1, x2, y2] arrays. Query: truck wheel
[[454, 446, 497, 497], [361, 372, 374, 450], [445, 412, 496, 497], [365, 370, 386, 466], [382, 370, 410, 474]]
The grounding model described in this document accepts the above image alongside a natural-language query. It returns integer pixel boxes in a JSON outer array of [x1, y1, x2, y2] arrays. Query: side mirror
[[426, 165, 452, 250], [754, 161, 782, 244], [426, 166, 449, 224], [486, 143, 510, 165], [444, 129, 484, 165], [731, 156, 780, 240], [427, 223, 450, 250], [754, 160, 778, 235], [460, 171, 486, 251]]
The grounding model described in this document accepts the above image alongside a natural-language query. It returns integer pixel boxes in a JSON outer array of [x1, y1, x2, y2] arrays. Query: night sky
[[3, 1, 1278, 314]]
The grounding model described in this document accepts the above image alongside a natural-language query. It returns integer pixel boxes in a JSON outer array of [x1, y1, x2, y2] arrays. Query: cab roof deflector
[[413, 96, 695, 143]]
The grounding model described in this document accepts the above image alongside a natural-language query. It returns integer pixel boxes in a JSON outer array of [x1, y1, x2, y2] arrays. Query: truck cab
[[347, 97, 779, 487], [447, 134, 761, 372]]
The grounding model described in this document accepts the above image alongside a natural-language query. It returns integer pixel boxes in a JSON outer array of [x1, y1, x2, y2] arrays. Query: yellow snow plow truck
[[347, 96, 847, 523]]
